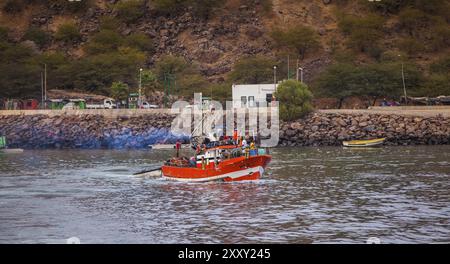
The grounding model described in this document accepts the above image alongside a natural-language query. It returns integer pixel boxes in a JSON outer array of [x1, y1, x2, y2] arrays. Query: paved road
[[318, 106, 450, 117], [1, 106, 449, 118]]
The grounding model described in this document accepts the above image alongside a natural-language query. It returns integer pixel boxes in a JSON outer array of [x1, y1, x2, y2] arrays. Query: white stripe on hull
[[163, 166, 264, 182]]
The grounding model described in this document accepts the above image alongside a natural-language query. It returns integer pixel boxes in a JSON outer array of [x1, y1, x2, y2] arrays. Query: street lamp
[[398, 55, 407, 105], [273, 66, 277, 87], [138, 68, 143, 108], [297, 67, 304, 83]]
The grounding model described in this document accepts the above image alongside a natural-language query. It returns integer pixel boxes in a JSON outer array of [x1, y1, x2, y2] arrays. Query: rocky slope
[[0, 0, 352, 83], [1, 0, 448, 86]]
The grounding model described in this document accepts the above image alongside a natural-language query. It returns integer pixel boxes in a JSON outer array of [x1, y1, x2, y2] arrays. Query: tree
[[125, 33, 155, 53], [430, 55, 450, 74], [115, 0, 146, 24], [23, 27, 51, 48], [141, 69, 159, 93], [55, 22, 81, 43], [315, 61, 424, 108], [414, 74, 450, 97], [274, 80, 313, 121], [110, 81, 129, 107], [154, 55, 189, 81], [398, 8, 432, 37], [2, 0, 24, 13], [54, 47, 146, 92], [271, 26, 320, 60], [207, 82, 232, 103], [229, 56, 277, 84], [84, 29, 124, 55], [338, 14, 385, 57], [152, 0, 223, 18], [354, 63, 402, 106], [314, 63, 361, 109], [0, 27, 9, 41]]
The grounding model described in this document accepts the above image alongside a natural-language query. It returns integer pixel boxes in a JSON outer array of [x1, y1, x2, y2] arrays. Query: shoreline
[[0, 109, 449, 149]]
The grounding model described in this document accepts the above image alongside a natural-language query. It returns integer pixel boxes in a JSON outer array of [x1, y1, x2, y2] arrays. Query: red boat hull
[[161, 155, 271, 182]]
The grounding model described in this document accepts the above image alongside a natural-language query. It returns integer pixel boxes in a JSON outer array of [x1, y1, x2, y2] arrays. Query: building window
[[266, 93, 273, 103], [248, 96, 255, 107], [241, 96, 247, 107]]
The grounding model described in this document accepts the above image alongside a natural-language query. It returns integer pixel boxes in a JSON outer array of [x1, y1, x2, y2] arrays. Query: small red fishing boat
[[161, 145, 271, 182]]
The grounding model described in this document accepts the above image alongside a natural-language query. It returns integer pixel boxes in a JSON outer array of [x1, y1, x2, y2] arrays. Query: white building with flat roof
[[232, 84, 278, 108]]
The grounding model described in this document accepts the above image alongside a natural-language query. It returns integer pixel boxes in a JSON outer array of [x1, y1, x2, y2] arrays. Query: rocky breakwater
[[1, 112, 449, 149], [0, 113, 180, 149], [280, 113, 450, 146]]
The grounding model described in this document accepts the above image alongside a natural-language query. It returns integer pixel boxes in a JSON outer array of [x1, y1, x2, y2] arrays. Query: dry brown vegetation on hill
[[0, 0, 449, 107]]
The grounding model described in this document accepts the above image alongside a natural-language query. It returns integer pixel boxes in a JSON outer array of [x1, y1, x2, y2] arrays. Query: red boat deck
[[161, 155, 271, 182]]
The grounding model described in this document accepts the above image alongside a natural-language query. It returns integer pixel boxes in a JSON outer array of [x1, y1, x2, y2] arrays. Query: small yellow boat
[[343, 138, 386, 147]]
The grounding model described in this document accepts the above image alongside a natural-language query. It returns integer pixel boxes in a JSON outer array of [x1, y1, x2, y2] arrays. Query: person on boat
[[241, 137, 248, 148], [196, 144, 201, 154], [201, 143, 207, 153], [250, 141, 256, 150], [189, 156, 196, 167], [201, 156, 206, 170], [175, 139, 181, 157], [233, 129, 238, 145]]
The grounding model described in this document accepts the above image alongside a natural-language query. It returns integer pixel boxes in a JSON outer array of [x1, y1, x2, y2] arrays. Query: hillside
[[0, 0, 449, 106]]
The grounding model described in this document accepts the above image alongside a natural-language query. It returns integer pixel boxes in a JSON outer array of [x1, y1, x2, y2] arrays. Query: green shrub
[[274, 80, 313, 121], [125, 33, 154, 53], [55, 22, 81, 43], [23, 27, 51, 48], [398, 8, 432, 37], [427, 24, 450, 52], [398, 37, 425, 56], [412, 74, 450, 97], [2, 0, 24, 13], [0, 27, 9, 41], [229, 56, 277, 84], [153, 0, 223, 18], [153, 55, 209, 97], [115, 0, 146, 24], [207, 82, 232, 103], [398, 8, 449, 51], [430, 55, 450, 75], [84, 29, 124, 54], [338, 14, 385, 56], [362, 0, 409, 14], [141, 69, 159, 92], [152, 0, 179, 11], [176, 73, 208, 97], [154, 55, 190, 81], [99, 16, 121, 30], [271, 26, 320, 59], [260, 0, 273, 14]]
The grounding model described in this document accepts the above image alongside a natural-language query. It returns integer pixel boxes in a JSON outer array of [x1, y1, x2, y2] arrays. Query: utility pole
[[273, 66, 277, 88], [398, 55, 408, 105], [44, 63, 47, 109], [297, 67, 304, 83], [401, 62, 407, 105], [138, 68, 143, 108], [287, 55, 290, 80], [41, 71, 44, 109]]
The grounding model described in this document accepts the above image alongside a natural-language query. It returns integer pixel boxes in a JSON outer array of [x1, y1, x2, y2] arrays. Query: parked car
[[141, 102, 158, 109], [86, 98, 115, 109]]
